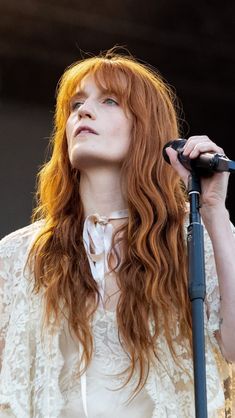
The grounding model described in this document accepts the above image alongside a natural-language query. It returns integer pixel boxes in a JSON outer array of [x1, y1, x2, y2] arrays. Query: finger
[[184, 135, 210, 149], [165, 147, 190, 185], [182, 136, 210, 156], [183, 138, 224, 159], [184, 143, 224, 159]]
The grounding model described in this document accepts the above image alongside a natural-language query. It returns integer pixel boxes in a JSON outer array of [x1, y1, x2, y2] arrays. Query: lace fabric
[[0, 219, 234, 417], [59, 307, 154, 418]]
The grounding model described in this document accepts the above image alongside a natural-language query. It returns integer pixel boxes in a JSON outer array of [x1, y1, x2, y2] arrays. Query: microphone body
[[162, 139, 234, 177]]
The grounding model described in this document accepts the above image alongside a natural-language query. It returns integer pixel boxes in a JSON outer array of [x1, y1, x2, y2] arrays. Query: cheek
[[65, 118, 76, 164], [65, 117, 73, 147], [121, 118, 132, 146], [113, 119, 132, 156], [114, 113, 132, 138]]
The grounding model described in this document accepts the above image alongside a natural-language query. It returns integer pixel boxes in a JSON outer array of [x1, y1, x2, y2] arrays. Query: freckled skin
[[66, 75, 132, 171]]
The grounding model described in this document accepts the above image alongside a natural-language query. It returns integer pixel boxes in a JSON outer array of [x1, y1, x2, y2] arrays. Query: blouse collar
[[81, 209, 128, 416], [82, 209, 129, 300]]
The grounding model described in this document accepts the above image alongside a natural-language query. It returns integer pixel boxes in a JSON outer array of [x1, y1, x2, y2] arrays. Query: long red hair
[[29, 48, 190, 393]]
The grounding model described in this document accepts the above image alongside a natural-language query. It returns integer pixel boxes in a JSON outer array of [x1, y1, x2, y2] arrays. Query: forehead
[[77, 67, 129, 95], [62, 64, 133, 117], [74, 74, 102, 95]]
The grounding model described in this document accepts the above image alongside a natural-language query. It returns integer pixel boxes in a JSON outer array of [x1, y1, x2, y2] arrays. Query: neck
[[79, 167, 127, 218]]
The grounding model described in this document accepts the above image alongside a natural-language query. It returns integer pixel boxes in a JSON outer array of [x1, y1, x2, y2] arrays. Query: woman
[[0, 48, 234, 417]]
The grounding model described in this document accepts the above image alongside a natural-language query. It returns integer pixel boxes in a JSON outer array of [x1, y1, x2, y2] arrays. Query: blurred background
[[0, 0, 234, 238]]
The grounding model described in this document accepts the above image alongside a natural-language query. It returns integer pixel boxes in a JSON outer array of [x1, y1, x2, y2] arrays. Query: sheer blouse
[[0, 213, 234, 417]]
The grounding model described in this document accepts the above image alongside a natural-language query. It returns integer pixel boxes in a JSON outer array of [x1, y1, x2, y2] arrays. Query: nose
[[77, 100, 96, 120]]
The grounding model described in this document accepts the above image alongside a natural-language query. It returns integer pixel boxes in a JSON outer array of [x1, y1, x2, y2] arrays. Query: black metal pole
[[187, 173, 208, 418]]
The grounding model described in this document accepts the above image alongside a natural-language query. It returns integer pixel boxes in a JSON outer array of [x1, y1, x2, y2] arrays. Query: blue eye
[[70, 101, 83, 111], [104, 98, 118, 105]]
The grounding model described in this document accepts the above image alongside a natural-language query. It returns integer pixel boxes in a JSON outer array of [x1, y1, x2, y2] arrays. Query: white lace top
[[59, 307, 154, 418], [0, 213, 234, 418]]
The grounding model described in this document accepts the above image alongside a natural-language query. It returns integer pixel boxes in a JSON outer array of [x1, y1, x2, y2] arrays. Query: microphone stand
[[187, 172, 208, 418]]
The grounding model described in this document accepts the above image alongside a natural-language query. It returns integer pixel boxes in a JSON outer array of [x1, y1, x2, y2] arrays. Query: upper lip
[[75, 125, 98, 136]]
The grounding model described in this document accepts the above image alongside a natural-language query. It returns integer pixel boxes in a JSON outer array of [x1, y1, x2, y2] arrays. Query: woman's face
[[66, 75, 132, 171]]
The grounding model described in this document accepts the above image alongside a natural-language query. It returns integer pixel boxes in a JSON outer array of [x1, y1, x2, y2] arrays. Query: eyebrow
[[69, 89, 118, 106], [72, 85, 117, 97], [70, 90, 87, 100]]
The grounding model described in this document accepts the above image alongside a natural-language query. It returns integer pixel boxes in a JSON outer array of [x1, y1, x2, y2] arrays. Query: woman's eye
[[104, 97, 118, 106], [70, 101, 83, 111]]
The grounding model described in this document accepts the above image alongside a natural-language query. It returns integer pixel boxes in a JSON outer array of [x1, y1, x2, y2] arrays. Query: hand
[[165, 135, 230, 211]]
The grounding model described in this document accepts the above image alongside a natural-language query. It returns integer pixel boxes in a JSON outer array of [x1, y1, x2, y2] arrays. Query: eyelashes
[[69, 96, 119, 111], [103, 97, 118, 106], [70, 101, 83, 111]]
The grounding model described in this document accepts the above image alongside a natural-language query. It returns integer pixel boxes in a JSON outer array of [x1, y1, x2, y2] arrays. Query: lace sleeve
[[0, 240, 13, 372], [0, 223, 42, 372], [204, 221, 235, 341], [0, 237, 17, 416]]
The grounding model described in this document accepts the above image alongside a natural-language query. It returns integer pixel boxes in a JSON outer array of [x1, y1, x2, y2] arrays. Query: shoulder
[[0, 221, 44, 261]]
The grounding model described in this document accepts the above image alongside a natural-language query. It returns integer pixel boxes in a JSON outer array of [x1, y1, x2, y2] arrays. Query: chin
[[69, 151, 123, 170]]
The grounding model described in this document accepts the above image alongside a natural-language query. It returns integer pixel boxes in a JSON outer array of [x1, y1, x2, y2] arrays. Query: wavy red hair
[[29, 48, 191, 394]]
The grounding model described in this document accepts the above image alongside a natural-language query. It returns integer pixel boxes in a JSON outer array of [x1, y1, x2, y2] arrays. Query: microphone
[[162, 139, 235, 177]]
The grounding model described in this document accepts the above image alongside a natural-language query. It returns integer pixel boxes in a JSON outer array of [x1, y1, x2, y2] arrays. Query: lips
[[75, 126, 98, 136]]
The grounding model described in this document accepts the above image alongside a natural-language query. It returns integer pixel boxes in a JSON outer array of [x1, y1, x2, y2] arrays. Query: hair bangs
[[92, 62, 132, 111], [58, 58, 133, 119]]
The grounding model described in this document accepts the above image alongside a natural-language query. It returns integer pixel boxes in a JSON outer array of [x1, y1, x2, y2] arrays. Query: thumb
[[165, 147, 190, 186]]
